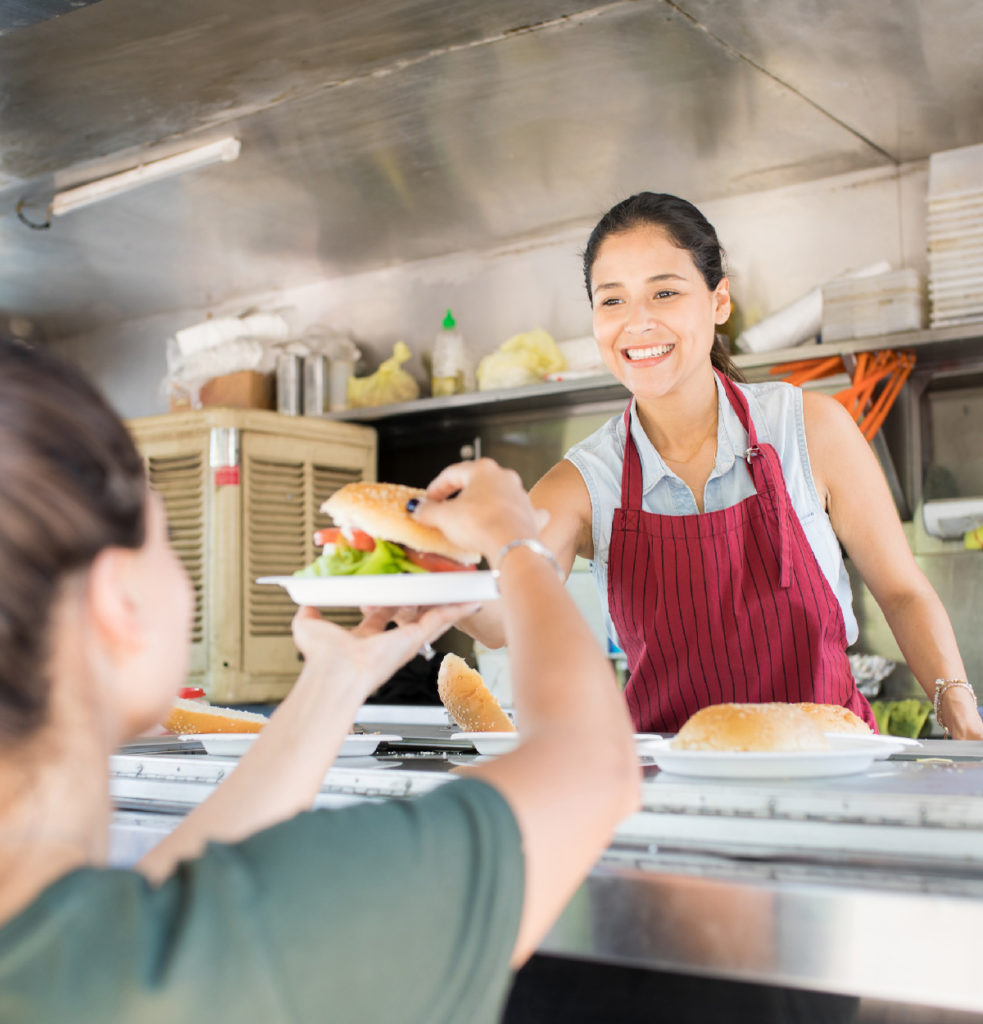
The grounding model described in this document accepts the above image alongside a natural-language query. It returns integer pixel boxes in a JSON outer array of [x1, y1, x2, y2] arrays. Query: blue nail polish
[[406, 497, 420, 512]]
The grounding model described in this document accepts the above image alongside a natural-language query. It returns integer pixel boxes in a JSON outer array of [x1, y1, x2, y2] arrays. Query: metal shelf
[[322, 323, 983, 425], [735, 321, 983, 378]]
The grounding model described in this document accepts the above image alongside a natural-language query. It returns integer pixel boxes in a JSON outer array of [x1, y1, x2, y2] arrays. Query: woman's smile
[[622, 342, 675, 362]]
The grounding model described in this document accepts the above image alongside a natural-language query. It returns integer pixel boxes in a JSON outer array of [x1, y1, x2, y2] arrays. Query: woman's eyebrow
[[592, 273, 686, 296]]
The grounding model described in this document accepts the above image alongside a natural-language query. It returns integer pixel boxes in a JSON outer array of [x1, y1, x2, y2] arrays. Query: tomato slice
[[312, 527, 376, 551], [178, 686, 206, 700], [404, 547, 476, 572]]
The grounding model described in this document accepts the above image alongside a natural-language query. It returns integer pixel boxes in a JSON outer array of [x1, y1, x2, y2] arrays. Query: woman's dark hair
[[0, 340, 146, 740], [582, 192, 745, 382]]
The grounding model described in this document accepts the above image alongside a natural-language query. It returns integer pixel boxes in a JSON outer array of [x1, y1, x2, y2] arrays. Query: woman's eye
[[600, 296, 622, 306], [655, 289, 677, 300]]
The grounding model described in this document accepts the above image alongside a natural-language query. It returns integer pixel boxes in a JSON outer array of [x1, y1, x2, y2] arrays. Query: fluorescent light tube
[[49, 136, 241, 217]]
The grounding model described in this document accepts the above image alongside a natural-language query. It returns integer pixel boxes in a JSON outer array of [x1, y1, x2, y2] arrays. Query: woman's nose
[[624, 300, 656, 335]]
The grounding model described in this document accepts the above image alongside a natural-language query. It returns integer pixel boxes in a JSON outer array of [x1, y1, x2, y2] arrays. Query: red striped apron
[[607, 371, 876, 734]]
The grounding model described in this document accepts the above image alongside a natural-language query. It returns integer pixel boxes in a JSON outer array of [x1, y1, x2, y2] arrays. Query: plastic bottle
[[431, 309, 470, 397]]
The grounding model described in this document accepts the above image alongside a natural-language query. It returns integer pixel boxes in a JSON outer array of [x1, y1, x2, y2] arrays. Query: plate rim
[[257, 572, 500, 607], [197, 731, 402, 756]]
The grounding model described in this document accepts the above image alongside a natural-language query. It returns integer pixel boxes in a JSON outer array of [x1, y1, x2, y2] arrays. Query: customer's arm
[[137, 601, 471, 883], [414, 460, 641, 967]]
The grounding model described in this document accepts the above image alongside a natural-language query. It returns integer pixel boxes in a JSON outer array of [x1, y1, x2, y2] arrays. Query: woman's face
[[589, 225, 730, 401]]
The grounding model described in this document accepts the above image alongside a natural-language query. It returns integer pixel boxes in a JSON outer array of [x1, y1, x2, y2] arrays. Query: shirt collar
[[625, 374, 746, 494]]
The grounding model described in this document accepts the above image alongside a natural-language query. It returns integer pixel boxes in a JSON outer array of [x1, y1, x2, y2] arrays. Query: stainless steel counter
[[110, 725, 983, 1015]]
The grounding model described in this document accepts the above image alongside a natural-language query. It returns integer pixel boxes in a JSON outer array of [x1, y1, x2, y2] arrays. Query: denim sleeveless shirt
[[564, 376, 859, 649]]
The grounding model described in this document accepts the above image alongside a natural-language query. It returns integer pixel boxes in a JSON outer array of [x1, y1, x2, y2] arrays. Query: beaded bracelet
[[493, 537, 565, 582], [933, 678, 977, 738]]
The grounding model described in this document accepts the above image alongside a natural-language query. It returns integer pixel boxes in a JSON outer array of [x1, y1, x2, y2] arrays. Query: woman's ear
[[85, 547, 145, 660], [713, 277, 731, 325]]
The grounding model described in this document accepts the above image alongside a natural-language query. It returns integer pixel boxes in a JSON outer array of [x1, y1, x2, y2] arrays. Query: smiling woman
[[455, 191, 983, 742]]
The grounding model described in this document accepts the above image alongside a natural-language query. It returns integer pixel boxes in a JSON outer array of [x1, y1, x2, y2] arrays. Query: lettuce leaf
[[294, 538, 426, 577]]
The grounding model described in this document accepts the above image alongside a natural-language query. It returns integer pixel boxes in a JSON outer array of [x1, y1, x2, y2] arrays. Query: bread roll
[[163, 697, 269, 735], [671, 702, 829, 752], [438, 653, 516, 733], [796, 702, 872, 735], [322, 482, 481, 565]]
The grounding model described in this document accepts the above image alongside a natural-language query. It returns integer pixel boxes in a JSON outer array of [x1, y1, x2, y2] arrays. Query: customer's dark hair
[[583, 192, 745, 382], [0, 340, 146, 740]]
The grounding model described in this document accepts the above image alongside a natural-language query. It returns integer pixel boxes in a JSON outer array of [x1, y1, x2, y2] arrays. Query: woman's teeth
[[625, 344, 673, 361]]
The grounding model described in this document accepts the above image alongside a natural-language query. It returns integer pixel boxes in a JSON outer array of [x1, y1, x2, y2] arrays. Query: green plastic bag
[[869, 699, 932, 738]]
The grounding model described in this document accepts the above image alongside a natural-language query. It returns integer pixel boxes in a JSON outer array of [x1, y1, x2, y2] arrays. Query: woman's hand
[[941, 686, 983, 741], [291, 602, 478, 703], [412, 458, 547, 564]]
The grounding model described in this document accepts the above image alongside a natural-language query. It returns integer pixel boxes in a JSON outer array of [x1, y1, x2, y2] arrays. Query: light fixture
[[16, 136, 241, 229]]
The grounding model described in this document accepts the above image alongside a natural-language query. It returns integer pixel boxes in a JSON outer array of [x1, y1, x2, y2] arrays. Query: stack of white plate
[[927, 143, 983, 328], [821, 268, 924, 342]]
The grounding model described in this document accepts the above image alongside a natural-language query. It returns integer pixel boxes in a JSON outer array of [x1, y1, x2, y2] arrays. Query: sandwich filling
[[295, 481, 480, 577]]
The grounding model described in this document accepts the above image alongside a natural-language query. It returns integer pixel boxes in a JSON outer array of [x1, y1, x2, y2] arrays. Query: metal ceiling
[[1, 0, 982, 339]]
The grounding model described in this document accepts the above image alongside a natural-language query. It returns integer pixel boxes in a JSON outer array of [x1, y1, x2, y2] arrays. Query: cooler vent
[[312, 464, 364, 629], [246, 459, 364, 635], [247, 457, 306, 637], [147, 453, 205, 643]]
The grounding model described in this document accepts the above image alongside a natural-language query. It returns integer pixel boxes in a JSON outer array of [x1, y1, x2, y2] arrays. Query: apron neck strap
[[620, 372, 756, 507], [716, 368, 760, 452], [619, 400, 644, 507], [716, 369, 792, 587], [620, 377, 787, 588]]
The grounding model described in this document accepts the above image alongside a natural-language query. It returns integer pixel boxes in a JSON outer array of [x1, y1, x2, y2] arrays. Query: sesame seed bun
[[671, 702, 830, 752], [796, 702, 872, 735], [322, 482, 480, 565], [163, 697, 269, 735], [438, 653, 515, 733]]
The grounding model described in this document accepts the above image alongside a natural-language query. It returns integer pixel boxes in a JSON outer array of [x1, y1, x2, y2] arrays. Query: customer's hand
[[291, 602, 477, 701], [413, 458, 548, 563]]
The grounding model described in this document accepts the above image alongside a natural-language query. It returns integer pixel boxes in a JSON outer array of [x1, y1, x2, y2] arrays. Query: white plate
[[452, 731, 519, 756], [824, 732, 916, 758], [196, 732, 402, 757], [257, 572, 500, 607], [642, 734, 896, 779], [453, 732, 671, 758]]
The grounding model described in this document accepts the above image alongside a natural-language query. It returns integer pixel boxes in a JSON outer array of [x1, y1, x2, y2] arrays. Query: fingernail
[[406, 498, 420, 512]]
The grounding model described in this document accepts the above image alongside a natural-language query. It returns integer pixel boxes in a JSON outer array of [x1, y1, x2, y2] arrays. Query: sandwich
[[671, 702, 830, 752], [295, 481, 481, 577], [438, 653, 516, 733]]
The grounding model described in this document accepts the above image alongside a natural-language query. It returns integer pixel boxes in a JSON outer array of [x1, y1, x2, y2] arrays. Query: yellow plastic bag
[[347, 341, 420, 408], [476, 328, 566, 391]]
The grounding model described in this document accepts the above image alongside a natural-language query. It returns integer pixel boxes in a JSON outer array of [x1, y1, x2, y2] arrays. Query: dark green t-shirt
[[0, 778, 524, 1024]]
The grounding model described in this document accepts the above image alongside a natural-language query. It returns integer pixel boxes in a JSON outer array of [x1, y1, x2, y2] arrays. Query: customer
[[0, 339, 639, 1023], [459, 192, 981, 740]]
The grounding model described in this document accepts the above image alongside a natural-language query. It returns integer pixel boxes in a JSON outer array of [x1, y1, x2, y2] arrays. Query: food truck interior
[[4, 2, 983, 1021]]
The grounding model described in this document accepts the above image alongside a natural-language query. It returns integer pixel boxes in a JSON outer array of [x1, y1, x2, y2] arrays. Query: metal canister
[[303, 354, 330, 416], [276, 353, 303, 415], [328, 358, 353, 411]]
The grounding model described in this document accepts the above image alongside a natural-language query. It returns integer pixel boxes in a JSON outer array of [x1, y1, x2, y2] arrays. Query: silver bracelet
[[933, 678, 976, 738], [493, 537, 565, 582]]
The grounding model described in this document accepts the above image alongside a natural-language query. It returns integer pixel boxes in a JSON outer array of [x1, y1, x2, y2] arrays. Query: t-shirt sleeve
[[170, 777, 524, 1023]]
